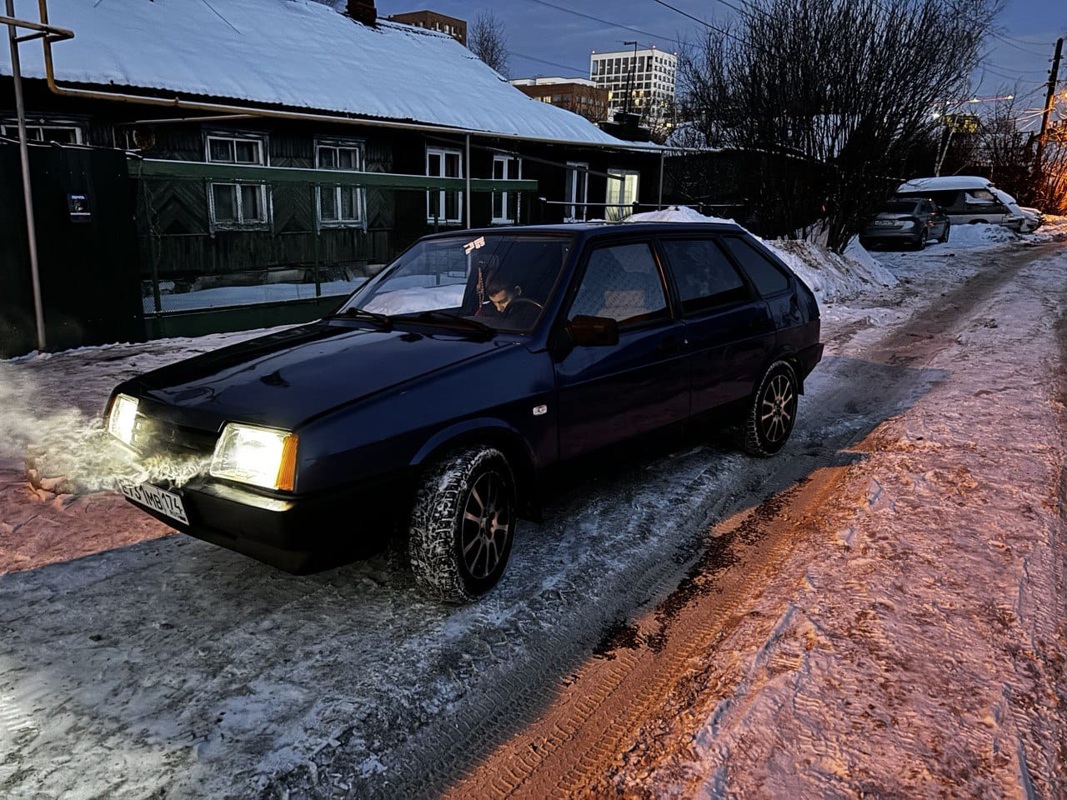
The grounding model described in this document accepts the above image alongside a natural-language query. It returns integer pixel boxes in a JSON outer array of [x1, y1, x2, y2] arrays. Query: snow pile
[[946, 222, 1021, 247], [624, 206, 734, 224], [1029, 214, 1067, 243], [765, 237, 897, 304]]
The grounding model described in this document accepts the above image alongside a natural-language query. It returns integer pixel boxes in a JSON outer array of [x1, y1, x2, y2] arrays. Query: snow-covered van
[[896, 175, 1027, 231]]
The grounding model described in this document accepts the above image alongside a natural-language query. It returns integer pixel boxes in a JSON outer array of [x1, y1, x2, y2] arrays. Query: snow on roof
[[0, 0, 640, 148], [624, 205, 734, 224], [898, 175, 996, 192]]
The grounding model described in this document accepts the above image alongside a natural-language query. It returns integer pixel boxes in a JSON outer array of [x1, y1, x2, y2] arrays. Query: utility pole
[[1035, 37, 1063, 178], [4, 0, 47, 352]]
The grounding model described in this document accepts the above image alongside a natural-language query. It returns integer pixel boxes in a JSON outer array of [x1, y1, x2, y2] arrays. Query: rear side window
[[658, 238, 749, 313], [720, 237, 790, 297]]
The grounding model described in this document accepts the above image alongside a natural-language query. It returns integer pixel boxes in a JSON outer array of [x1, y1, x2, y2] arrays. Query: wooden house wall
[[5, 80, 663, 287]]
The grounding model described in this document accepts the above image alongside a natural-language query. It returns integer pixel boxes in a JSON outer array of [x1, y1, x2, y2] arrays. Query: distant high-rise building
[[589, 45, 677, 128], [509, 77, 610, 124], [387, 10, 467, 46]]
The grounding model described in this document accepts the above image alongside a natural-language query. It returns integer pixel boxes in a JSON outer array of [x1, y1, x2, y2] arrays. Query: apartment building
[[589, 45, 677, 127], [386, 10, 466, 45], [509, 77, 610, 124]]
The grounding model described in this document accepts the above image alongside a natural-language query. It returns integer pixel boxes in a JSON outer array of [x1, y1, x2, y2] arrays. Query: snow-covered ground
[[2, 215, 1066, 797]]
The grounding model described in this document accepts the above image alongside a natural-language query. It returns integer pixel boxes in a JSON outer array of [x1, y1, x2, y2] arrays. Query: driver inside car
[[477, 271, 542, 329]]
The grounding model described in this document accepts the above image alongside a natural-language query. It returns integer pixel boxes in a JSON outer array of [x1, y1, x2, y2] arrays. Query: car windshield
[[338, 232, 574, 332], [884, 199, 919, 213]]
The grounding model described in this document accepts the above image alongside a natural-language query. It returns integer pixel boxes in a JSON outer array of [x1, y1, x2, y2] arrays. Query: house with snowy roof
[[0, 0, 661, 353]]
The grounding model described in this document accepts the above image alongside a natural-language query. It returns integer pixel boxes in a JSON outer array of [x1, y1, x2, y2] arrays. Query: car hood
[[117, 321, 512, 432]]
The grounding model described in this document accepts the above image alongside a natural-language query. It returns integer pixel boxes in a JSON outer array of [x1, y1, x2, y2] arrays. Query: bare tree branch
[[679, 0, 1002, 252], [470, 11, 510, 78]]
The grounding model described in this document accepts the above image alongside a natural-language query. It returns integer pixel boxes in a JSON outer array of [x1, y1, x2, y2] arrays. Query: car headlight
[[107, 393, 139, 447], [209, 423, 298, 491], [899, 220, 915, 230]]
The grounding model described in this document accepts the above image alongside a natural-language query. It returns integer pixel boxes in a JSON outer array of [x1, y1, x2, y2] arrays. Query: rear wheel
[[408, 446, 517, 603], [743, 361, 799, 457]]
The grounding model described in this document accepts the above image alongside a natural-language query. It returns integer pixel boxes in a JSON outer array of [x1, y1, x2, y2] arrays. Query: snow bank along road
[[1, 240, 1066, 798]]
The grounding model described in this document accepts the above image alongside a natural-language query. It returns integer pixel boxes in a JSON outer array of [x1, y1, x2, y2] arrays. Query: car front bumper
[[123, 471, 411, 573]]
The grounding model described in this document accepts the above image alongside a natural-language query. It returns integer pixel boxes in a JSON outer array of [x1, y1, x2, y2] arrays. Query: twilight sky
[[377, 0, 1067, 129]]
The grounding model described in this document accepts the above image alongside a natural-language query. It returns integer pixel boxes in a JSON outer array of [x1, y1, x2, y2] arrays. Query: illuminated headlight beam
[[210, 423, 298, 491], [106, 393, 139, 447]]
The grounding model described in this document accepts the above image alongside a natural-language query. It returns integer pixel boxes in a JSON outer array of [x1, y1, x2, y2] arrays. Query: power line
[[650, 0, 747, 43], [510, 51, 589, 76], [525, 0, 683, 47], [990, 33, 1053, 58]]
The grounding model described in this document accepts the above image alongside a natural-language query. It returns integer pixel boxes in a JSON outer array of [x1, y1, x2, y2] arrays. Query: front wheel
[[743, 361, 799, 457], [408, 446, 517, 603], [940, 222, 951, 243]]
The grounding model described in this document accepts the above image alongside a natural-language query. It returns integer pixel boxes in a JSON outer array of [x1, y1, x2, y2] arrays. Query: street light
[[622, 40, 638, 117]]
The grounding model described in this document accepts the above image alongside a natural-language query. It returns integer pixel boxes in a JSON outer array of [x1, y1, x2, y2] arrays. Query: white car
[[897, 176, 1026, 232], [1018, 206, 1045, 232], [989, 188, 1041, 233]]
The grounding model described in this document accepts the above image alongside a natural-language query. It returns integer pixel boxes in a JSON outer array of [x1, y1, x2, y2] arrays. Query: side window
[[605, 169, 640, 222], [568, 242, 667, 326], [315, 139, 366, 228], [205, 133, 271, 230], [565, 162, 589, 222], [720, 237, 791, 297], [965, 189, 996, 206], [491, 155, 522, 224], [659, 238, 749, 313], [1, 120, 83, 143], [426, 146, 464, 224]]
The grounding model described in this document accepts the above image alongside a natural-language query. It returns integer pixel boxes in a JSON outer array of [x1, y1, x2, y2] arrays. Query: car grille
[[130, 414, 218, 459]]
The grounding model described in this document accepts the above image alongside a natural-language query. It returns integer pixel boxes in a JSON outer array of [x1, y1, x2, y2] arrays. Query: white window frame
[[606, 168, 640, 222], [315, 138, 367, 229], [1, 120, 83, 144], [565, 162, 590, 221], [426, 146, 464, 224], [491, 154, 522, 225], [205, 133, 271, 230]]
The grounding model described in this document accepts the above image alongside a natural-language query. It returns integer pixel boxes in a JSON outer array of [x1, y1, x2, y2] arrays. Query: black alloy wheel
[[743, 361, 799, 457], [408, 446, 517, 603]]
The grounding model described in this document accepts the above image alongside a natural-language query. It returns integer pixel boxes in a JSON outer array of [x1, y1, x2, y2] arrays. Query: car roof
[[420, 220, 747, 243], [898, 175, 995, 192]]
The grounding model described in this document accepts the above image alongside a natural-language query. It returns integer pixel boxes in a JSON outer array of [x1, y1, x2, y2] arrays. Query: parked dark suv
[[104, 222, 823, 602]]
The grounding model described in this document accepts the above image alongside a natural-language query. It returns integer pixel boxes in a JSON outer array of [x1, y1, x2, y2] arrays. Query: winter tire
[[913, 227, 929, 250], [940, 222, 951, 243], [408, 446, 517, 603], [743, 360, 799, 457]]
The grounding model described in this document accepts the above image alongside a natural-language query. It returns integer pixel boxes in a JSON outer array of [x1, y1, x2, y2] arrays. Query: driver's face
[[489, 289, 512, 312]]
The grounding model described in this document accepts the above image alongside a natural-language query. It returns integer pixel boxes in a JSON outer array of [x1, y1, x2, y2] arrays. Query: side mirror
[[567, 315, 620, 347]]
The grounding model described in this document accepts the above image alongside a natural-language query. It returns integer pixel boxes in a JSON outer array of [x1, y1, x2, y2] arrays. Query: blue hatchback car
[[105, 221, 823, 602]]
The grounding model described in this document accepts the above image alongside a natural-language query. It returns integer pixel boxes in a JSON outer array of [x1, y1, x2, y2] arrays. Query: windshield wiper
[[327, 307, 393, 329], [395, 310, 495, 335]]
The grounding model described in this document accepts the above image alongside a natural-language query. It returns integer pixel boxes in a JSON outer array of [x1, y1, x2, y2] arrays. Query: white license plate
[[873, 220, 899, 227], [120, 481, 190, 525]]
